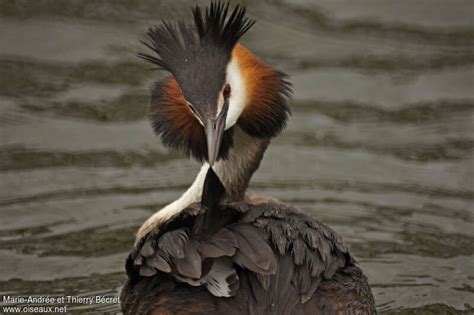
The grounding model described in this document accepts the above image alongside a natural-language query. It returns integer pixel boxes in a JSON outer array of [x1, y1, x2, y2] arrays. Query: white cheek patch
[[225, 58, 246, 130]]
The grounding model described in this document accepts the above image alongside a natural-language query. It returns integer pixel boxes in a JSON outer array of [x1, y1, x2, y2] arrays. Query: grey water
[[0, 0, 473, 313]]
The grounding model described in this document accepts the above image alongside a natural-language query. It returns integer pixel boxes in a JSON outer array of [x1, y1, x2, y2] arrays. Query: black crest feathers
[[193, 2, 255, 51], [138, 2, 255, 74]]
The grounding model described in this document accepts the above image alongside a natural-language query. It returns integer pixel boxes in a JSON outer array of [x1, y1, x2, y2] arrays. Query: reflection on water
[[0, 0, 473, 313]]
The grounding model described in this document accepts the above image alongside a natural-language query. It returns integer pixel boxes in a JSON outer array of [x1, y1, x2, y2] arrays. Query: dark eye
[[223, 83, 231, 99]]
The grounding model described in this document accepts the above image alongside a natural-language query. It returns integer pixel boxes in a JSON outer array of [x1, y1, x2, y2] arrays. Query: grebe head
[[139, 2, 292, 166]]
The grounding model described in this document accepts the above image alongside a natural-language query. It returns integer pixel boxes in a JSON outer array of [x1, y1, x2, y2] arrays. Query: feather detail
[[230, 224, 277, 274], [138, 3, 255, 72], [126, 170, 355, 305], [203, 258, 240, 297], [174, 240, 202, 279], [199, 228, 238, 258], [146, 252, 171, 273], [232, 44, 292, 139], [157, 228, 189, 259]]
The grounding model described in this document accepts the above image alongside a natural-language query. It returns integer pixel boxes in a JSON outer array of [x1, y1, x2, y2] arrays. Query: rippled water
[[0, 1, 473, 313]]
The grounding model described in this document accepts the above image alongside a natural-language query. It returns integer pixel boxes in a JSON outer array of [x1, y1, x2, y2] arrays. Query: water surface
[[0, 1, 473, 313]]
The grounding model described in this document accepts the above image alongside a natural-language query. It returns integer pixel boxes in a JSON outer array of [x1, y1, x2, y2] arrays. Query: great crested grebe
[[121, 3, 376, 314]]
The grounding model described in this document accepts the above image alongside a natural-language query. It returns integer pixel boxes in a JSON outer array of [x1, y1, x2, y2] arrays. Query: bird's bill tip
[[205, 101, 229, 166], [205, 117, 223, 167]]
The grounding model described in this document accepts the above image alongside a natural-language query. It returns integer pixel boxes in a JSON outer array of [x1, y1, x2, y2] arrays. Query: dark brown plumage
[[121, 169, 376, 314]]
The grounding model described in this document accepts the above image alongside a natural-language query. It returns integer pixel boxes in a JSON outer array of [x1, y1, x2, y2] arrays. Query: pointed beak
[[205, 100, 229, 167]]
